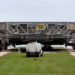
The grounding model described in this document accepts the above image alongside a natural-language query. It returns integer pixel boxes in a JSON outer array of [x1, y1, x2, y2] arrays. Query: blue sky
[[0, 0, 75, 22]]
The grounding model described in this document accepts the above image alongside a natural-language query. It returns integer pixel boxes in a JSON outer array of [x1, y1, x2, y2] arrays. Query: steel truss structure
[[0, 22, 75, 40], [0, 22, 75, 50]]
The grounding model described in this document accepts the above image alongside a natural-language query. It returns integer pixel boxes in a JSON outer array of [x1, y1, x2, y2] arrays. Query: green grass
[[52, 47, 65, 49], [15, 47, 26, 49], [0, 51, 75, 75]]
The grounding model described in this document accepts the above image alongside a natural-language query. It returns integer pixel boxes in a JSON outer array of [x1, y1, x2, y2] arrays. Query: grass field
[[52, 47, 65, 49], [0, 51, 75, 75]]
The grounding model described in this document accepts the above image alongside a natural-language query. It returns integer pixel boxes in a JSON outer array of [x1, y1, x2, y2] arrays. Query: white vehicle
[[7, 45, 15, 50], [51, 44, 66, 49], [66, 46, 73, 49], [26, 42, 43, 57], [15, 44, 26, 49]]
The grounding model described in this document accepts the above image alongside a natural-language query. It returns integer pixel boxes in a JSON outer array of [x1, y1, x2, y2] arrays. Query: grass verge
[[0, 51, 75, 75]]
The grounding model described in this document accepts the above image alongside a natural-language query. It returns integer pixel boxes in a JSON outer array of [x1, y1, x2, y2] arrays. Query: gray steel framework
[[0, 22, 75, 40], [0, 22, 75, 50]]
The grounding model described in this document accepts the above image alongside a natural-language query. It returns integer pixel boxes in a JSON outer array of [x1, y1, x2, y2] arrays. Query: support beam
[[1, 39, 6, 50], [1, 38, 9, 50]]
